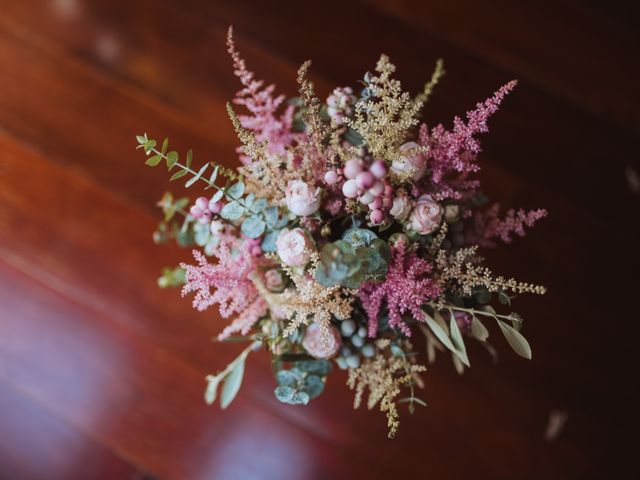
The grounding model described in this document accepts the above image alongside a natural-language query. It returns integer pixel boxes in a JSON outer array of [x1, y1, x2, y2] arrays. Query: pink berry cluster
[[324, 158, 394, 225], [190, 196, 223, 225]]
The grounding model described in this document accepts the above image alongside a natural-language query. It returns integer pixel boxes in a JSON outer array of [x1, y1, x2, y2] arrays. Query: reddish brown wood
[[0, 0, 636, 478]]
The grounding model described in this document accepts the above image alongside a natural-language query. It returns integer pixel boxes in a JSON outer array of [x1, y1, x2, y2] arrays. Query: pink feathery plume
[[359, 243, 441, 337], [468, 204, 547, 247], [217, 296, 268, 341], [180, 244, 264, 338], [227, 27, 301, 162], [419, 80, 517, 200]]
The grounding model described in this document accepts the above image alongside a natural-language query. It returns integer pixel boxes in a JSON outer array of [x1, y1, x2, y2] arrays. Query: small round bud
[[357, 326, 367, 338], [195, 197, 209, 210], [368, 181, 384, 197], [336, 357, 348, 370], [369, 160, 387, 179], [351, 335, 364, 348], [342, 179, 359, 198], [361, 344, 375, 358], [208, 199, 223, 214], [344, 158, 363, 179], [359, 191, 375, 205], [324, 170, 339, 185], [370, 209, 384, 224], [346, 355, 361, 368], [356, 171, 375, 189], [369, 197, 383, 210], [340, 319, 357, 337]]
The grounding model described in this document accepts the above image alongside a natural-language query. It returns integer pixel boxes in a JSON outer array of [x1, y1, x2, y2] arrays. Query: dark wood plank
[[361, 0, 640, 130], [0, 259, 371, 480], [1, 0, 638, 234], [0, 383, 141, 480]]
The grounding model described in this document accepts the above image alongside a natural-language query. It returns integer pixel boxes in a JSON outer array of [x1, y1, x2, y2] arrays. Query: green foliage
[[157, 266, 186, 288], [315, 229, 390, 288], [205, 340, 261, 409], [273, 359, 331, 405]]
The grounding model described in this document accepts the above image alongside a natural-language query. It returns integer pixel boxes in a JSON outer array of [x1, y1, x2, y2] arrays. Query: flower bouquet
[[137, 28, 546, 437]]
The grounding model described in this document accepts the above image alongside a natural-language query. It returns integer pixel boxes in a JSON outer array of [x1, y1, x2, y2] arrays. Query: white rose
[[391, 141, 427, 182], [409, 194, 443, 235], [276, 228, 314, 267], [285, 180, 321, 217], [390, 193, 412, 221]]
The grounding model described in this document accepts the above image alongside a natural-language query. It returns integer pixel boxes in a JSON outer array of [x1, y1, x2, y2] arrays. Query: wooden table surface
[[0, 1, 638, 478]]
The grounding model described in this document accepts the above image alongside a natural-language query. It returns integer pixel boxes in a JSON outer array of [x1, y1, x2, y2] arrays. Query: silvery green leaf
[[193, 222, 211, 247], [449, 312, 470, 367], [241, 215, 266, 238], [211, 189, 224, 203], [161, 138, 169, 155], [220, 357, 246, 409], [143, 139, 156, 153], [220, 201, 244, 221], [452, 352, 465, 375], [226, 181, 245, 200], [342, 228, 377, 247], [496, 319, 532, 359], [274, 215, 289, 229], [166, 151, 178, 169], [209, 165, 219, 184], [169, 169, 187, 181], [274, 386, 295, 403], [470, 316, 489, 341], [264, 207, 279, 226], [244, 193, 256, 210], [261, 230, 279, 252], [296, 360, 331, 376], [314, 266, 337, 286], [186, 163, 208, 188], [252, 198, 268, 212], [303, 375, 324, 399], [423, 311, 456, 353], [290, 391, 310, 405], [145, 154, 162, 166], [204, 376, 221, 405], [136, 134, 147, 144], [276, 370, 301, 387]]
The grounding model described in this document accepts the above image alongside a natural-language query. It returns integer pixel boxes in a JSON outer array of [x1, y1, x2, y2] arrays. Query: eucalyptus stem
[[428, 302, 520, 324], [206, 340, 261, 383]]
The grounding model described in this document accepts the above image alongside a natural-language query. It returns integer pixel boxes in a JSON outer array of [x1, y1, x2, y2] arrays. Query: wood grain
[[0, 0, 636, 478]]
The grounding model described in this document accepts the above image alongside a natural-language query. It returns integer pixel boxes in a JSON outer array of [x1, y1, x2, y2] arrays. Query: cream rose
[[276, 228, 314, 267], [389, 193, 412, 221], [391, 141, 427, 182], [285, 180, 321, 217], [302, 323, 342, 359], [409, 194, 443, 235], [264, 268, 286, 292]]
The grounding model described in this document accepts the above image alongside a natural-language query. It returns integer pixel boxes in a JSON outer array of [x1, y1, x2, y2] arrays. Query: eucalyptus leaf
[[261, 230, 279, 253], [290, 391, 310, 405], [209, 165, 219, 184], [241, 215, 266, 238], [496, 319, 532, 359], [274, 386, 295, 403], [211, 189, 224, 203], [186, 163, 208, 188], [303, 375, 325, 399], [161, 138, 169, 155], [169, 169, 188, 181], [167, 151, 179, 169], [220, 358, 246, 409], [342, 228, 377, 247], [296, 359, 331, 376], [136, 134, 147, 144], [143, 139, 156, 153], [276, 370, 302, 387], [145, 154, 162, 167], [253, 198, 268, 212], [226, 181, 245, 200], [220, 201, 245, 221], [193, 222, 211, 247], [264, 206, 279, 226]]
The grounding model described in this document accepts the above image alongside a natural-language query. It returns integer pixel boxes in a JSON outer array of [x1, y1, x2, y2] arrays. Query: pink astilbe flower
[[180, 245, 266, 339], [419, 80, 517, 200], [468, 204, 547, 247], [359, 243, 441, 337], [227, 27, 300, 162]]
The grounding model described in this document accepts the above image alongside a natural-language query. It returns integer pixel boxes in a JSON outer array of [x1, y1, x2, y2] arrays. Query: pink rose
[[389, 193, 412, 221], [409, 194, 443, 234], [391, 141, 427, 182], [276, 228, 314, 267], [302, 323, 342, 359], [264, 268, 286, 292], [285, 180, 321, 217]]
